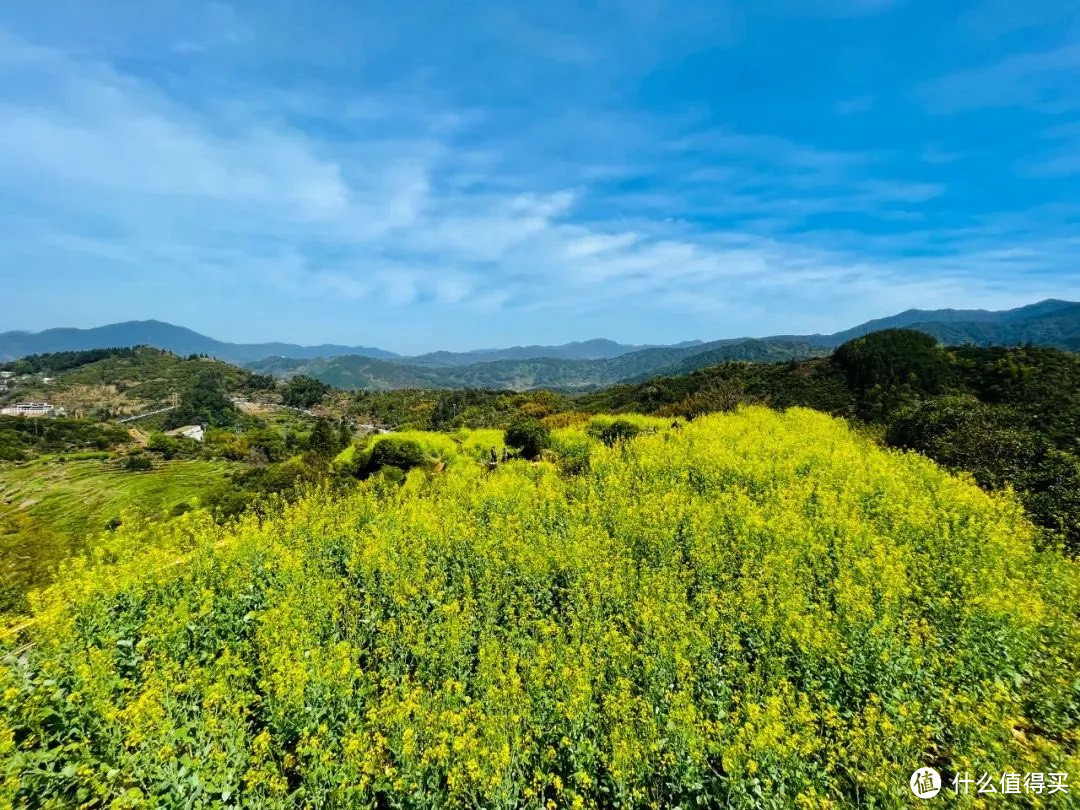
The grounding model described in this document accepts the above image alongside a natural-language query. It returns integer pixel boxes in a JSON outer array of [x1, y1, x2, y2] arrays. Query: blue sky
[[1, 0, 1078, 353]]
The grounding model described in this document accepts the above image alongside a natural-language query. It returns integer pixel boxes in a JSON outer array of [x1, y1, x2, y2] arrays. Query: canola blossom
[[2, 408, 1078, 808]]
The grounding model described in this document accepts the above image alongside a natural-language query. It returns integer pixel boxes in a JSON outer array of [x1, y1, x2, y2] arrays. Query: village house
[[164, 424, 205, 442], [1, 402, 55, 417]]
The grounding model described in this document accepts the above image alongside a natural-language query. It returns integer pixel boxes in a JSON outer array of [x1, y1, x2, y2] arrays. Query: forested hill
[[0, 320, 397, 364], [248, 339, 828, 391], [579, 335, 1080, 445], [235, 298, 1080, 391], [811, 298, 1080, 346], [0, 346, 279, 424]]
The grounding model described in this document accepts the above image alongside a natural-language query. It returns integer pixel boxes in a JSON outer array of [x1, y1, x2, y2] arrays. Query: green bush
[[586, 417, 641, 447], [124, 455, 152, 472], [885, 396, 1039, 489], [245, 428, 288, 464], [504, 418, 551, 460], [146, 432, 181, 460], [553, 434, 591, 475], [282, 375, 330, 409], [360, 438, 427, 478]]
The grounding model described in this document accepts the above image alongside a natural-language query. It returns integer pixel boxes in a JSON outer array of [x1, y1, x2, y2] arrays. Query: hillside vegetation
[[248, 340, 827, 392], [0, 457, 234, 615], [246, 301, 1080, 393], [2, 347, 275, 420], [580, 334, 1080, 554], [2, 409, 1078, 807]]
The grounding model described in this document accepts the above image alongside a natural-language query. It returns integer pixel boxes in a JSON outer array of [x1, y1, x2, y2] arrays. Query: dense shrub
[[204, 455, 330, 519], [282, 375, 331, 409], [504, 418, 551, 460], [885, 395, 1041, 489], [551, 433, 591, 475], [123, 455, 152, 471], [359, 437, 427, 478], [244, 428, 288, 464], [586, 417, 641, 447]]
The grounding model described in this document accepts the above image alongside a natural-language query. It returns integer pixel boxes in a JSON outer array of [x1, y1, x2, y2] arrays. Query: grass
[[0, 456, 234, 616]]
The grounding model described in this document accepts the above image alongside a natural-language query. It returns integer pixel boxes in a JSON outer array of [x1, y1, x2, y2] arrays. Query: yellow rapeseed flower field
[[2, 408, 1078, 808]]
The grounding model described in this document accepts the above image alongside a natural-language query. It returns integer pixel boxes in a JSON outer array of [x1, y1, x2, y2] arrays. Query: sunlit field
[[3, 408, 1077, 808]]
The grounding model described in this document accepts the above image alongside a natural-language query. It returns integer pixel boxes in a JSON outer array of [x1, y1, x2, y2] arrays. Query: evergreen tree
[[307, 417, 340, 458]]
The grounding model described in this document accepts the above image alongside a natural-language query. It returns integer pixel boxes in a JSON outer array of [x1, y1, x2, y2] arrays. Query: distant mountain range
[[406, 337, 705, 366], [3, 299, 1078, 391], [0, 321, 398, 364], [249, 339, 828, 391]]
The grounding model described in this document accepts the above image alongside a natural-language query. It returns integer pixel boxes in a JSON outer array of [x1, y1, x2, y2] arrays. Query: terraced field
[[0, 456, 234, 615]]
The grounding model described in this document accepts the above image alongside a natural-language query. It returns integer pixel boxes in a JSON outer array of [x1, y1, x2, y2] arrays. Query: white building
[[0, 371, 13, 379], [1, 402, 55, 417], [165, 424, 205, 442]]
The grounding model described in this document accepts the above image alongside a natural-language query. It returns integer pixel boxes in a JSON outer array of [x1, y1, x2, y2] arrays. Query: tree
[[243, 373, 277, 394], [283, 375, 330, 409], [359, 438, 426, 478], [166, 370, 237, 429], [246, 428, 287, 463], [505, 418, 551, 460], [124, 455, 152, 471], [307, 418, 340, 458], [146, 432, 181, 460]]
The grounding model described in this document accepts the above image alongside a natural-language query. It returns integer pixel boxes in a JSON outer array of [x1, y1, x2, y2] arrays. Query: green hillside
[[0, 456, 234, 615], [246, 299, 1080, 393], [822, 299, 1080, 345], [3, 347, 273, 419], [900, 305, 1080, 350], [251, 339, 828, 392]]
